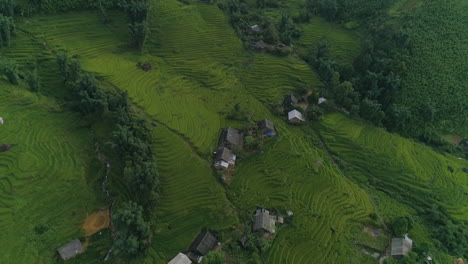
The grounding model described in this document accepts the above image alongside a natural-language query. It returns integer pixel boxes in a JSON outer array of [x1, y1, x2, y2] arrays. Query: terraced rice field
[[0, 84, 103, 263], [12, 1, 379, 263], [11, 1, 465, 263], [319, 113, 468, 220]]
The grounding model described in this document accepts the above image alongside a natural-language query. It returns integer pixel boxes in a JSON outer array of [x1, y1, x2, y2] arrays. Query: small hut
[[390, 234, 413, 259], [253, 209, 276, 234], [288, 110, 304, 123], [318, 97, 327, 104], [251, 40, 269, 50], [250, 24, 261, 32], [0, 117, 3, 125], [0, 144, 12, 152], [168, 253, 192, 264], [218, 127, 243, 149], [283, 94, 298, 106], [214, 147, 236, 170], [57, 239, 83, 261], [187, 231, 219, 263], [257, 119, 276, 136]]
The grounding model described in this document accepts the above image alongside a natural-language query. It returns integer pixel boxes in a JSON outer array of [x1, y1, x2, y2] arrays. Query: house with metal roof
[[253, 209, 276, 234], [391, 234, 413, 259], [283, 94, 298, 106], [214, 147, 236, 170], [57, 239, 83, 261], [250, 24, 261, 32], [168, 253, 192, 264], [187, 231, 219, 263], [288, 109, 304, 123], [218, 127, 243, 149], [257, 119, 276, 136]]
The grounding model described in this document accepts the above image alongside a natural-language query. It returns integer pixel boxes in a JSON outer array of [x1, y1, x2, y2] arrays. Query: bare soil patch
[[82, 209, 110, 236]]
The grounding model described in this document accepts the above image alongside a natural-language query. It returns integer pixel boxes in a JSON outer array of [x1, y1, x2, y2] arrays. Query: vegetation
[[0, 0, 465, 263], [112, 201, 151, 256]]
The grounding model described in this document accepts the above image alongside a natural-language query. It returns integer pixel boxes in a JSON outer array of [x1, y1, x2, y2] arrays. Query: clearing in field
[[82, 209, 110, 237]]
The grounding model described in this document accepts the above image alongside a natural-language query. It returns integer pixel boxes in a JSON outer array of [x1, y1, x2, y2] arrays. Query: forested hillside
[[0, 0, 466, 263]]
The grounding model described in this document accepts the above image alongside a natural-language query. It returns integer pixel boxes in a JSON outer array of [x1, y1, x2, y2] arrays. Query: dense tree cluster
[[112, 201, 151, 256], [0, 0, 15, 48], [0, 57, 19, 84], [219, 0, 302, 46], [56, 52, 159, 256], [118, 0, 149, 51]]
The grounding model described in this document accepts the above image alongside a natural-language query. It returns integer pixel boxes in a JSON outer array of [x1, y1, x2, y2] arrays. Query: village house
[[257, 119, 276, 136], [251, 40, 269, 50], [187, 231, 219, 263], [168, 252, 192, 264], [253, 209, 276, 234], [390, 234, 413, 259], [250, 24, 261, 32], [318, 97, 327, 104], [283, 94, 298, 106], [213, 147, 236, 170], [288, 109, 304, 123], [218, 127, 243, 149], [0, 117, 3, 125], [57, 239, 83, 261]]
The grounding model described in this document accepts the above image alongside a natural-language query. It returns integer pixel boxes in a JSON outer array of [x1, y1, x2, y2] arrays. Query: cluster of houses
[[168, 231, 219, 264], [213, 120, 276, 171]]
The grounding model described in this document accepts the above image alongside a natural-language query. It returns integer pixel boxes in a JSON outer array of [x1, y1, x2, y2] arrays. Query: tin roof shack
[[288, 109, 304, 123], [391, 235, 413, 259], [218, 127, 243, 149], [253, 209, 276, 234], [168, 253, 192, 264], [283, 94, 298, 106], [214, 147, 236, 170], [187, 231, 219, 263], [257, 119, 276, 136], [57, 239, 84, 261]]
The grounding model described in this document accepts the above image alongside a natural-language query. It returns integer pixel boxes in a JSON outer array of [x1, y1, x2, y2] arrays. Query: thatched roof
[[57, 239, 83, 261], [189, 231, 218, 256], [391, 235, 413, 257], [251, 40, 269, 49], [168, 253, 192, 264], [253, 209, 276, 234], [0, 144, 12, 152]]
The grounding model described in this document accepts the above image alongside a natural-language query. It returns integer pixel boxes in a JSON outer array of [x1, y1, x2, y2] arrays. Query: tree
[[391, 216, 413, 237], [359, 98, 385, 126], [26, 67, 40, 92], [124, 161, 160, 204], [262, 19, 279, 44], [0, 14, 15, 47], [128, 21, 148, 51], [112, 201, 151, 256], [202, 251, 225, 264], [0, 0, 14, 17], [420, 102, 436, 123], [0, 57, 18, 84]]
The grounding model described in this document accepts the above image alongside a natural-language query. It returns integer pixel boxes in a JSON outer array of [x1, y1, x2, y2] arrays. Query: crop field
[[318, 113, 468, 260], [4, 0, 466, 263], [0, 83, 103, 263]]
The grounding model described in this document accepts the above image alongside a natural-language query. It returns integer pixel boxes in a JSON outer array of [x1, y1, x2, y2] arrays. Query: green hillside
[[0, 83, 104, 263], [0, 0, 466, 263]]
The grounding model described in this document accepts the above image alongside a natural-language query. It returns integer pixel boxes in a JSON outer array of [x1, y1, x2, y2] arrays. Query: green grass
[[318, 113, 468, 259], [0, 83, 104, 263], [6, 0, 466, 263]]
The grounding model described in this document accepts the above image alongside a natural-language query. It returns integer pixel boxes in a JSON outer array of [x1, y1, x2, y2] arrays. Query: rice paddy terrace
[[0, 0, 466, 263], [0, 84, 103, 263]]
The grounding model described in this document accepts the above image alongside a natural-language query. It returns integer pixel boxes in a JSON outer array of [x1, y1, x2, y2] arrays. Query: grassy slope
[[15, 1, 468, 263], [18, 2, 376, 263], [0, 83, 103, 263], [396, 0, 468, 135], [319, 113, 468, 260]]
